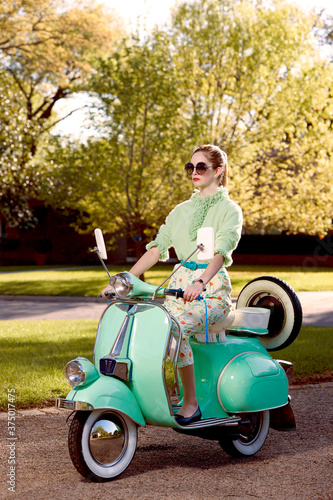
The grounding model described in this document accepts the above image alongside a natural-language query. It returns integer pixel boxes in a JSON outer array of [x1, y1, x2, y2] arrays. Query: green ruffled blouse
[[146, 187, 242, 267]]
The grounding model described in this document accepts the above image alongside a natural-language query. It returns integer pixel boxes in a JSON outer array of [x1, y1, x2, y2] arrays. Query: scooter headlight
[[65, 360, 85, 386], [109, 273, 133, 298]]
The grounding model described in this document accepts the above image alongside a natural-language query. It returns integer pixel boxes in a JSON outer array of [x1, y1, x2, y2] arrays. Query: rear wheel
[[219, 410, 270, 457], [236, 276, 302, 351], [68, 409, 137, 481]]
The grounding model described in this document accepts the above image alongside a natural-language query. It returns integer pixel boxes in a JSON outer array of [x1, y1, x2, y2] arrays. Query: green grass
[[0, 320, 332, 409], [0, 319, 97, 409], [0, 264, 332, 297], [229, 265, 333, 294], [0, 265, 171, 297], [271, 326, 333, 383]]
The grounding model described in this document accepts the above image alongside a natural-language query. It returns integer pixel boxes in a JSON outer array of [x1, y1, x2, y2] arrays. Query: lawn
[[0, 265, 169, 297], [0, 264, 332, 297], [0, 319, 332, 409], [1, 319, 98, 409]]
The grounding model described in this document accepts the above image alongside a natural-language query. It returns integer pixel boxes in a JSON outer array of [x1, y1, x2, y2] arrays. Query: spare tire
[[236, 276, 302, 351]]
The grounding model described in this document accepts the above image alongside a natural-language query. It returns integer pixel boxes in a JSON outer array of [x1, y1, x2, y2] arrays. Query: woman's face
[[190, 151, 221, 190]]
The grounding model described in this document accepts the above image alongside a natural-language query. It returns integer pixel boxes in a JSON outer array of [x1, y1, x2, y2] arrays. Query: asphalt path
[[0, 291, 332, 498], [0, 382, 332, 499], [0, 291, 332, 326]]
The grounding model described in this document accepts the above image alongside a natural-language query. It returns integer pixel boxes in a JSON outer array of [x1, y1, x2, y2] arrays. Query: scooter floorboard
[[175, 415, 241, 430]]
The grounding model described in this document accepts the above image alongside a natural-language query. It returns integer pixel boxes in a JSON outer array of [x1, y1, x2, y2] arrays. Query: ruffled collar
[[191, 186, 229, 205], [189, 187, 229, 241]]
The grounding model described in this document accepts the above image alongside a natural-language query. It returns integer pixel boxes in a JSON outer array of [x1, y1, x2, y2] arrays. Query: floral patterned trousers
[[164, 265, 233, 368]]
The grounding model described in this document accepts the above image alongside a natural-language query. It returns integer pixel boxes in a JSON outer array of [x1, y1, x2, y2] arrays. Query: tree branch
[[46, 105, 89, 131]]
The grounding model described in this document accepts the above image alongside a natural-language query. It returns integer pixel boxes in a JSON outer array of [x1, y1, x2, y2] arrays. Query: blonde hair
[[192, 144, 228, 187]]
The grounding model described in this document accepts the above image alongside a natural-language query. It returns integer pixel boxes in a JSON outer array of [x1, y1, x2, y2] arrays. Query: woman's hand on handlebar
[[100, 285, 114, 298], [183, 282, 204, 303]]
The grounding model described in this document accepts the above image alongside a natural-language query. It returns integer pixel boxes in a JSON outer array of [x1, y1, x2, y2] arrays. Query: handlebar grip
[[100, 290, 115, 298], [164, 288, 184, 299], [164, 288, 204, 301]]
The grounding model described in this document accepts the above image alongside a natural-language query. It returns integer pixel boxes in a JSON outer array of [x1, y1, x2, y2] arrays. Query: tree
[[48, 0, 333, 243], [313, 7, 333, 58], [46, 32, 195, 257], [0, 0, 122, 227], [170, 0, 333, 236], [0, 70, 37, 225]]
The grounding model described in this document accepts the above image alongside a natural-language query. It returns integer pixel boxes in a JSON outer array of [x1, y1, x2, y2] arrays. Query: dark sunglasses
[[185, 162, 217, 177]]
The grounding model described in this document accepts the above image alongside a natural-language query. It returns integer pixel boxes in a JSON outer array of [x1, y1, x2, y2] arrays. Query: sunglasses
[[185, 162, 218, 177]]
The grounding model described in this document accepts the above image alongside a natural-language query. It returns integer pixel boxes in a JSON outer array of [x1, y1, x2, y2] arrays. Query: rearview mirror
[[197, 227, 214, 261], [94, 228, 107, 260]]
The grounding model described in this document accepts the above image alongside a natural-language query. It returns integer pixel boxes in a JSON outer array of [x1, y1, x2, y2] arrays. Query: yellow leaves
[[169, 1, 333, 237], [1, 0, 124, 87]]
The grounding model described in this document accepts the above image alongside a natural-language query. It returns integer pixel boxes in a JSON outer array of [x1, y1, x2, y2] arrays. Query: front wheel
[[68, 409, 138, 481], [219, 411, 270, 457]]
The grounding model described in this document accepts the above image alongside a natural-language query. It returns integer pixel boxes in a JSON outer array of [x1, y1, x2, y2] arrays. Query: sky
[[100, 0, 333, 28], [52, 0, 333, 138]]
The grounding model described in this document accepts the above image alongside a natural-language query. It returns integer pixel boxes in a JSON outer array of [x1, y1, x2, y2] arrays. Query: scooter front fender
[[218, 352, 288, 413], [64, 375, 146, 426]]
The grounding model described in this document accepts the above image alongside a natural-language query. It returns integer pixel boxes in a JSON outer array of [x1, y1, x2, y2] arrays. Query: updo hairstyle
[[192, 144, 228, 187]]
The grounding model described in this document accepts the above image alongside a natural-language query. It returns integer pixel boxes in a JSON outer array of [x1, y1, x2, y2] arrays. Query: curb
[[0, 407, 69, 419], [0, 294, 105, 304], [1, 382, 332, 419]]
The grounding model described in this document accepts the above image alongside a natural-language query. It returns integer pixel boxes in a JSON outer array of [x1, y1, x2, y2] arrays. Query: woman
[[101, 144, 242, 425]]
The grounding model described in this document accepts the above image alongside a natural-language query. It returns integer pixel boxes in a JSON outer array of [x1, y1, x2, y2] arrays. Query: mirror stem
[[94, 247, 112, 279], [152, 244, 204, 300]]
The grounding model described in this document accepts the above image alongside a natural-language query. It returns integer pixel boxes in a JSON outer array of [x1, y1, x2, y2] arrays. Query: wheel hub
[[89, 415, 126, 466], [238, 413, 262, 444], [246, 292, 286, 338]]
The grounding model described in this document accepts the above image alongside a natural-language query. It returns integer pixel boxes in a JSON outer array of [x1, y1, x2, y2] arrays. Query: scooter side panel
[[191, 337, 289, 417], [190, 341, 230, 419], [191, 336, 266, 419], [66, 375, 146, 426], [218, 352, 288, 413]]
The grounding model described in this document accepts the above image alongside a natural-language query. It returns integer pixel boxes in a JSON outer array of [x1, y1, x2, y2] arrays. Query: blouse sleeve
[[146, 211, 174, 262], [214, 203, 243, 267]]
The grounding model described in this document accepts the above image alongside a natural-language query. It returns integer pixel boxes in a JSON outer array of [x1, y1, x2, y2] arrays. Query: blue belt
[[180, 260, 208, 271]]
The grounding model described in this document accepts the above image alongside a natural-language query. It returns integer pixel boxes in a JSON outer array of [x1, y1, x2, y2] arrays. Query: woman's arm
[[183, 253, 224, 302], [129, 246, 161, 277]]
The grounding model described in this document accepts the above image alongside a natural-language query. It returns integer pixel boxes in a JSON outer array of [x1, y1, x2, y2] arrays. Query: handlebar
[[164, 288, 184, 299], [99, 290, 115, 298], [100, 288, 203, 301], [101, 288, 185, 299], [164, 288, 204, 301]]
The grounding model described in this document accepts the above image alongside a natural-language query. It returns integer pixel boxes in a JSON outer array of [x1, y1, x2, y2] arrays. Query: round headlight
[[65, 360, 85, 386], [109, 273, 133, 298]]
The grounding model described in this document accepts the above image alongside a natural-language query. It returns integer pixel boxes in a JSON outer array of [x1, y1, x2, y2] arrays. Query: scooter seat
[[194, 307, 270, 343], [210, 309, 235, 333], [226, 307, 270, 337], [232, 307, 271, 330], [194, 309, 235, 343]]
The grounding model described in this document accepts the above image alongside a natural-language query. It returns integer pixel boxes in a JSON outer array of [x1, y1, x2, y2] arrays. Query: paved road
[[0, 383, 332, 499], [0, 291, 332, 326]]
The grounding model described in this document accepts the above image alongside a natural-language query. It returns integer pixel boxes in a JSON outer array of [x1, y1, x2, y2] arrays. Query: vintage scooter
[[56, 228, 302, 482]]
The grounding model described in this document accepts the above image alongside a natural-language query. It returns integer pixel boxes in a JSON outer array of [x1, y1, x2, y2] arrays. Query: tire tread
[[68, 411, 94, 480]]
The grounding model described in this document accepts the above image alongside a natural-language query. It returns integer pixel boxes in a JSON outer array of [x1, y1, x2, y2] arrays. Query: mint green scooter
[[56, 229, 302, 481]]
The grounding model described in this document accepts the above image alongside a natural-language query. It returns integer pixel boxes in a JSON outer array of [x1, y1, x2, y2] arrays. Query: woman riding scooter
[[102, 144, 243, 425]]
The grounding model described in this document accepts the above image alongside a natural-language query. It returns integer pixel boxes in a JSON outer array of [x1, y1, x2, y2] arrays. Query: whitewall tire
[[236, 276, 302, 351]]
